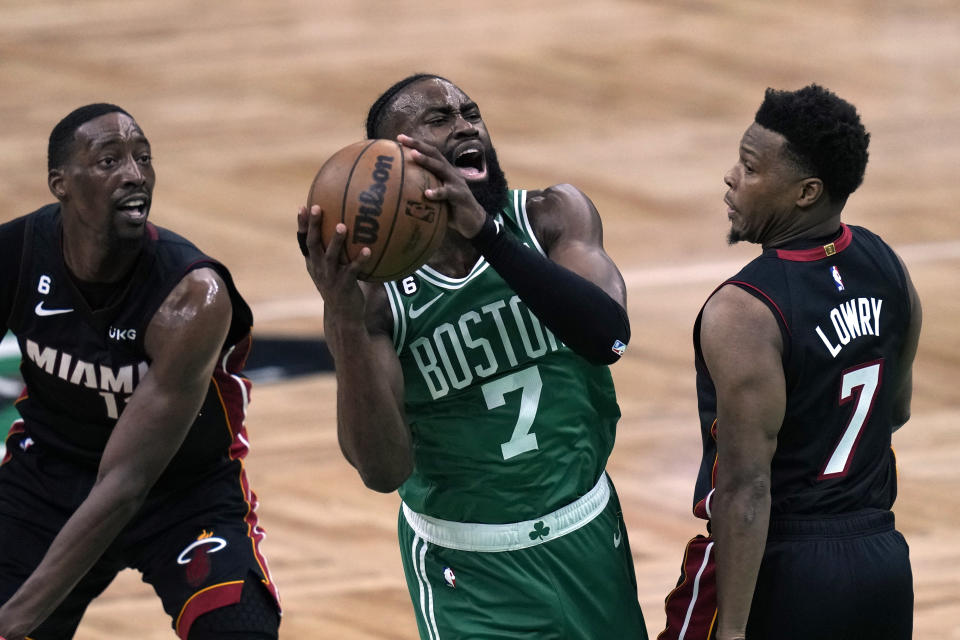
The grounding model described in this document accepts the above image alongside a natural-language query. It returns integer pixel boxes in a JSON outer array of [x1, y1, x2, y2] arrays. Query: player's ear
[[797, 177, 824, 208], [48, 169, 67, 200]]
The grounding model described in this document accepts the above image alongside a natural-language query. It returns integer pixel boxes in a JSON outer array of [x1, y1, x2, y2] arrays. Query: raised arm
[[401, 134, 630, 365], [298, 206, 413, 492], [0, 268, 232, 639], [700, 284, 784, 640], [525, 182, 628, 303]]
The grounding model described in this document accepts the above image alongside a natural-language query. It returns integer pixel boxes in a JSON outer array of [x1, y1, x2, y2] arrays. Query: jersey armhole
[[383, 281, 406, 355], [4, 215, 32, 332], [725, 280, 792, 365]]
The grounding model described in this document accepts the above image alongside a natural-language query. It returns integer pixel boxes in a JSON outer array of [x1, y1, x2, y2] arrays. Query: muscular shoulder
[[146, 268, 232, 354], [160, 267, 229, 309], [524, 184, 601, 249], [0, 214, 27, 256], [0, 214, 28, 260], [701, 284, 783, 362], [0, 216, 30, 323]]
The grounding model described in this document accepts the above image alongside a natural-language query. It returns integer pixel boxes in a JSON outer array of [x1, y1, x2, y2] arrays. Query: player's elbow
[[570, 313, 630, 366], [592, 341, 628, 365], [92, 469, 153, 519], [572, 335, 629, 366], [358, 463, 412, 493], [349, 451, 413, 493], [339, 441, 413, 492], [891, 408, 910, 432], [716, 468, 771, 513], [584, 305, 630, 366]]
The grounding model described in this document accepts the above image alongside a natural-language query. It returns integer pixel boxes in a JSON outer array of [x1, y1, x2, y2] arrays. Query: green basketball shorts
[[398, 473, 648, 639]]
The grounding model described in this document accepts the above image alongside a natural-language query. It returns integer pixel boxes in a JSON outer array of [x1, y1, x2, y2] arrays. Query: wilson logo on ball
[[353, 154, 394, 245], [307, 139, 448, 282]]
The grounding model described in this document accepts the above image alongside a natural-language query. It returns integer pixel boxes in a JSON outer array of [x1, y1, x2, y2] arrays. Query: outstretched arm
[[700, 284, 784, 640], [298, 206, 413, 492], [0, 268, 232, 640]]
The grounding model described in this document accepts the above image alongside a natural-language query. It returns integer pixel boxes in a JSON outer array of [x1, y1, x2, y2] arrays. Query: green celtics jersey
[[383, 189, 622, 524]]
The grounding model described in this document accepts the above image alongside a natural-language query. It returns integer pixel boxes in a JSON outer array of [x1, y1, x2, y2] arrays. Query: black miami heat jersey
[[1, 204, 254, 488], [692, 224, 912, 518]]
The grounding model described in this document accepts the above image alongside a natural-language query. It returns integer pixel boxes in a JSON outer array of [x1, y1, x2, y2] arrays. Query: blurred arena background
[[1, 1, 958, 637]]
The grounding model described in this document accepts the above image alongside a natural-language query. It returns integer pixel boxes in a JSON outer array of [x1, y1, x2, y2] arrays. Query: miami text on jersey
[[25, 338, 148, 418], [815, 297, 883, 358]]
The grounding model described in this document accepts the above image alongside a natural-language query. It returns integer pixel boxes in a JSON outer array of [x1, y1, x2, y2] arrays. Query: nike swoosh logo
[[409, 294, 443, 319], [613, 525, 622, 548], [34, 301, 74, 317]]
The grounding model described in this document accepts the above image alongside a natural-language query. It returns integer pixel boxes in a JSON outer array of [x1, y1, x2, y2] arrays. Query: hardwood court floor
[[1, 1, 958, 637]]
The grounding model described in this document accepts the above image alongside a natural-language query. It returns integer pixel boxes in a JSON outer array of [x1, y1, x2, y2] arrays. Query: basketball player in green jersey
[[298, 74, 647, 639]]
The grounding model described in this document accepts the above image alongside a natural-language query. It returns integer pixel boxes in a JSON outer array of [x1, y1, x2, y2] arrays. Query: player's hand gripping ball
[[306, 139, 448, 282]]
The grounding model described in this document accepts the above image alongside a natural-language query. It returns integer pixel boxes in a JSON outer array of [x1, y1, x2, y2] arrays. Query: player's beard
[[470, 145, 510, 216]]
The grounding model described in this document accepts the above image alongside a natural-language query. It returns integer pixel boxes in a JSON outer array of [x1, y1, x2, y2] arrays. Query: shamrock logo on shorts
[[529, 520, 550, 541]]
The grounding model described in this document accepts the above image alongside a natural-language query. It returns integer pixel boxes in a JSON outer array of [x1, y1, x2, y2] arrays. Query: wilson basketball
[[306, 139, 448, 282]]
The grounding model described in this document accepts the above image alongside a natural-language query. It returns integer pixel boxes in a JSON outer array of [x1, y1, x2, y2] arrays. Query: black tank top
[[692, 224, 912, 517], [2, 204, 254, 488]]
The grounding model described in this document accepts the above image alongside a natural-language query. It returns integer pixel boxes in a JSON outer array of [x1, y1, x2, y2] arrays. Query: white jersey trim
[[514, 189, 546, 257], [385, 280, 408, 355], [417, 258, 492, 289], [401, 472, 610, 553]]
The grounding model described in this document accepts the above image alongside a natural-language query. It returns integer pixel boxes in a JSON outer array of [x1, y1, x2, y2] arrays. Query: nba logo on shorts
[[442, 566, 456, 588], [831, 265, 845, 291]]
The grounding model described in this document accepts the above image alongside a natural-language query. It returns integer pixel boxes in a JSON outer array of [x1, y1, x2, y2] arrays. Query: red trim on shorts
[[210, 342, 281, 609], [172, 364, 280, 640], [211, 335, 253, 445], [175, 580, 244, 639], [692, 420, 718, 521], [660, 535, 718, 640], [235, 458, 279, 606], [774, 224, 851, 261]]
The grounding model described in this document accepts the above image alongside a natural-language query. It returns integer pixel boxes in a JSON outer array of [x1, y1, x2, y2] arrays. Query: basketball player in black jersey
[[659, 85, 922, 640], [0, 105, 279, 640]]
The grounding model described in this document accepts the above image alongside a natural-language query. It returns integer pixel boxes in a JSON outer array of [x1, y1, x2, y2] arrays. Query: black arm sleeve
[[471, 215, 630, 365]]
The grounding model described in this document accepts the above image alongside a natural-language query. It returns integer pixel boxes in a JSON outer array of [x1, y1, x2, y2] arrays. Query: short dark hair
[[48, 103, 131, 171], [754, 84, 870, 201], [365, 73, 450, 139]]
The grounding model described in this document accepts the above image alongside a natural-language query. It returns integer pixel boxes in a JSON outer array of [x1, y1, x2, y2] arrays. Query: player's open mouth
[[453, 146, 487, 181], [116, 195, 149, 221]]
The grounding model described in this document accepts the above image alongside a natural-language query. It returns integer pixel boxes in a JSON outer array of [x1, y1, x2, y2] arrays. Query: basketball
[[306, 139, 448, 282]]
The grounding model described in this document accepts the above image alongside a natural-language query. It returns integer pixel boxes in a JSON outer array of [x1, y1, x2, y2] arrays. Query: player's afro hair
[[48, 103, 131, 171], [365, 73, 451, 140], [755, 84, 870, 202]]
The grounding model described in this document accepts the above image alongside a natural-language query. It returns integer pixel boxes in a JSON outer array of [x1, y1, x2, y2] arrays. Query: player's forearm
[[0, 368, 206, 636], [712, 478, 771, 638], [337, 384, 413, 493], [470, 215, 630, 365], [329, 328, 412, 492]]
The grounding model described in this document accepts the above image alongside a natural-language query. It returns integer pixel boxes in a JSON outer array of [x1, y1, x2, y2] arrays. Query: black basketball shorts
[[661, 509, 912, 640], [0, 423, 280, 639]]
